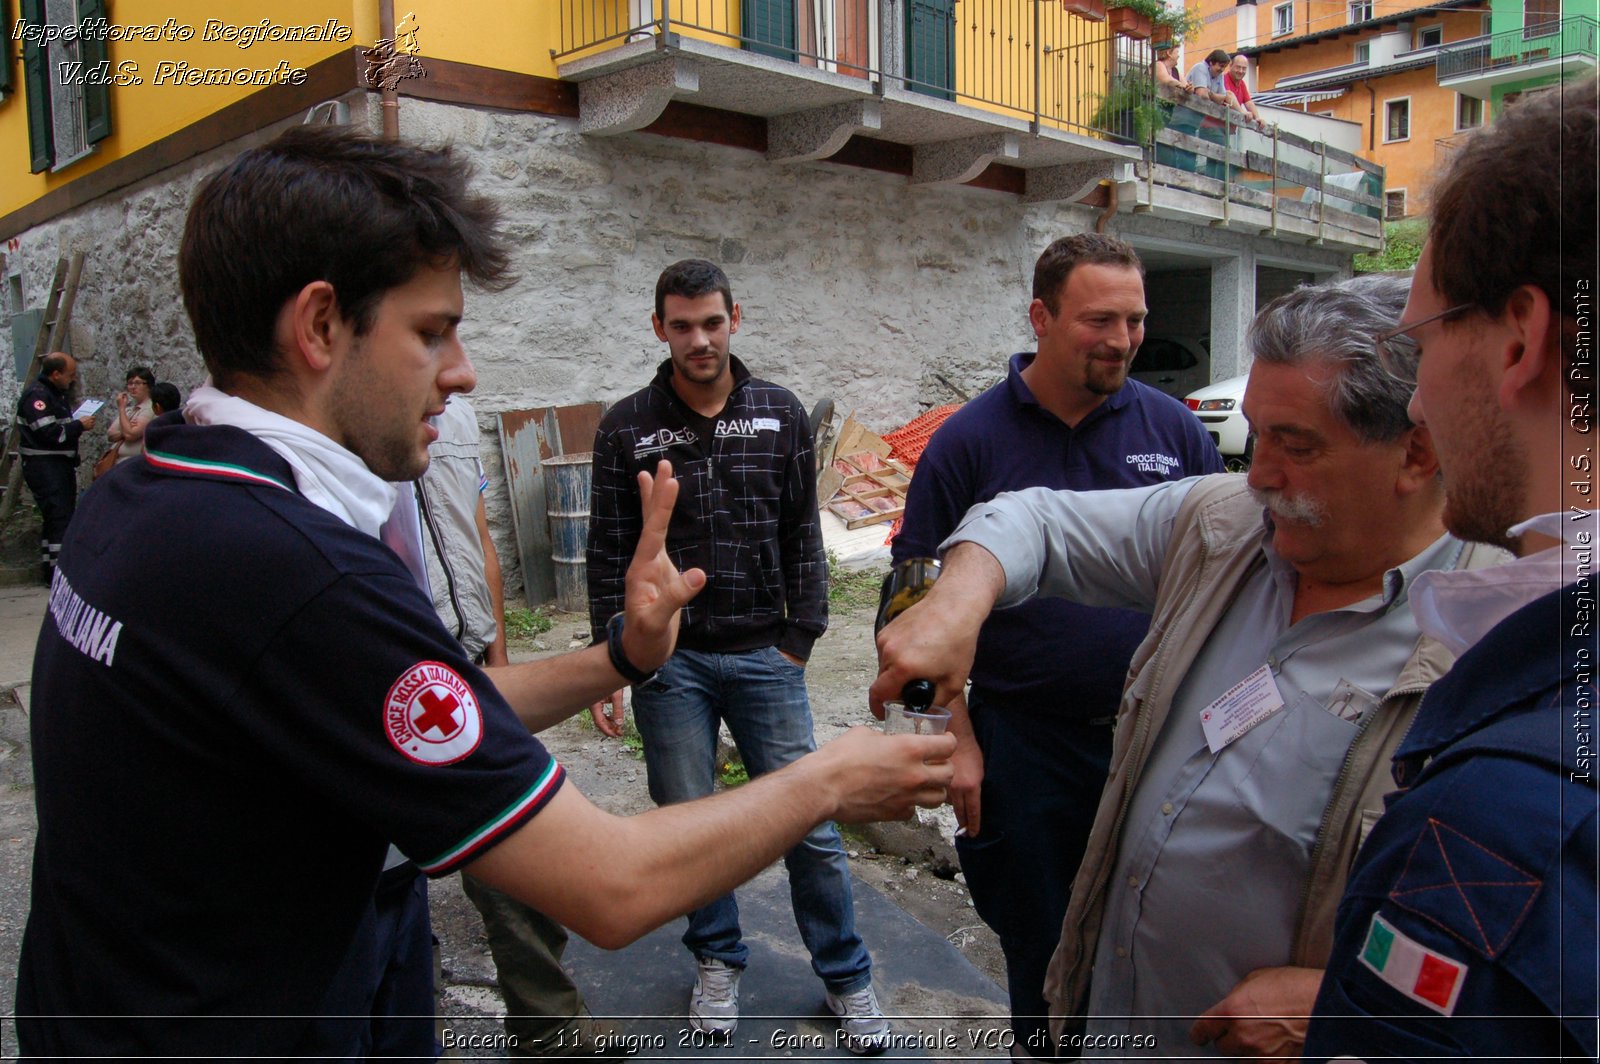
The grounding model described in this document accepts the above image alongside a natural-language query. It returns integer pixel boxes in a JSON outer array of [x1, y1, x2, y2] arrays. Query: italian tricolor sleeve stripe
[[1358, 912, 1468, 1016], [417, 760, 565, 875]]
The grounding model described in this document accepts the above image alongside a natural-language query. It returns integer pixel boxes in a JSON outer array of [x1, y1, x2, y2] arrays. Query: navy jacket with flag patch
[[1306, 581, 1598, 1060]]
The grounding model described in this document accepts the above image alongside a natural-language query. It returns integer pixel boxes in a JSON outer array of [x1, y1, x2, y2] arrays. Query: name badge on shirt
[[1199, 663, 1286, 753]]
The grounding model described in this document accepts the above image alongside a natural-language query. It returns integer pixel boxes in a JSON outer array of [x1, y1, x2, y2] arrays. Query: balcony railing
[[1437, 16, 1598, 82], [1134, 83, 1385, 227]]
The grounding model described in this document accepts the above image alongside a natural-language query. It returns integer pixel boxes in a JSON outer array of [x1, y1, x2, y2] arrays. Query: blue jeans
[[955, 691, 1113, 1047], [632, 646, 872, 992]]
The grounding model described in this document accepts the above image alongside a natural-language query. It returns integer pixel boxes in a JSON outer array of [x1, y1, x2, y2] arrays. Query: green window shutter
[[79, 0, 110, 144], [906, 0, 955, 100], [21, 0, 52, 173], [742, 0, 797, 62], [0, 0, 15, 97]]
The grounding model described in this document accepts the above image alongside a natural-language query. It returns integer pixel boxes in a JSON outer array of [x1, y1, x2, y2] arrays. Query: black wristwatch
[[606, 612, 656, 685]]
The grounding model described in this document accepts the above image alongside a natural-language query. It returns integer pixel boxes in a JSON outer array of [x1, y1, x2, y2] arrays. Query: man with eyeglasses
[[873, 274, 1506, 1059], [1303, 77, 1598, 1061]]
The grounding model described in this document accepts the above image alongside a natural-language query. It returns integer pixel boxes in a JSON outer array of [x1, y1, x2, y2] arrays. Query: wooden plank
[[1226, 183, 1275, 209], [397, 56, 578, 116], [1319, 200, 1383, 236], [1157, 128, 1249, 170], [1318, 141, 1381, 176], [1270, 123, 1320, 156], [1277, 198, 1319, 222], [1241, 151, 1381, 207], [1149, 162, 1227, 198], [497, 401, 606, 610]]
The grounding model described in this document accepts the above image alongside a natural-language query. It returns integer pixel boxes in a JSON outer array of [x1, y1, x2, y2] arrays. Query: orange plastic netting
[[881, 404, 962, 470], [877, 404, 962, 545]]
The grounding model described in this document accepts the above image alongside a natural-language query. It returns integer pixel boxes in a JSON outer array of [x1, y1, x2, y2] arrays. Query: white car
[[1184, 374, 1251, 469], [1130, 335, 1211, 399]]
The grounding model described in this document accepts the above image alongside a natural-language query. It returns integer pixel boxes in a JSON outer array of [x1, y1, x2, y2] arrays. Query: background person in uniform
[[875, 274, 1504, 1060], [15, 125, 954, 1059], [1305, 76, 1598, 1062], [16, 352, 94, 570], [890, 233, 1221, 1053], [586, 259, 890, 1054]]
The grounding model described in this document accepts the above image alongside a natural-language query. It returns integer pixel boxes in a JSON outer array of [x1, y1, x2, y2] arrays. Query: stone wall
[[2, 94, 1350, 600]]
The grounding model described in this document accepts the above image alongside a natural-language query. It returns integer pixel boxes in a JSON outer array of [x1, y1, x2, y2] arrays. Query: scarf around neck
[[183, 382, 398, 539]]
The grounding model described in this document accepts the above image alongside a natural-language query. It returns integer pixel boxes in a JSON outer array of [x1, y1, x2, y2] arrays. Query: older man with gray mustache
[[872, 273, 1508, 1061]]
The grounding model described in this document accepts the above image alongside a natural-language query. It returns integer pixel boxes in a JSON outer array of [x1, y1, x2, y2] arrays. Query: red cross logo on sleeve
[[385, 662, 483, 765], [413, 687, 462, 738]]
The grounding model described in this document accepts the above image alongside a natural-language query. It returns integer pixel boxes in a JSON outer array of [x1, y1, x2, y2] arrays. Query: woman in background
[[106, 365, 155, 464]]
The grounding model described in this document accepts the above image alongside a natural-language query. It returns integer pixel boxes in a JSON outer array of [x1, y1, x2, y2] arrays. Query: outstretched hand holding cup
[[882, 702, 953, 735]]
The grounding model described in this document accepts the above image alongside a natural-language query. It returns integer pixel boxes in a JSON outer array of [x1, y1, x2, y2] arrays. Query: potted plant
[[1153, 6, 1202, 45], [1064, 0, 1109, 22], [1108, 4, 1154, 39], [1092, 68, 1166, 143]]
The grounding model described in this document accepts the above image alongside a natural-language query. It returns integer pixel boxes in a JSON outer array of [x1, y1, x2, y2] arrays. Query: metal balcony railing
[[1437, 16, 1597, 81], [554, 0, 1123, 139]]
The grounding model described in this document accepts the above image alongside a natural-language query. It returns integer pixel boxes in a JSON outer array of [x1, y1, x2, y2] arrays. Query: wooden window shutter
[[0, 0, 15, 97], [79, 0, 110, 143], [905, 0, 955, 99], [743, 0, 798, 61], [21, 0, 52, 173]]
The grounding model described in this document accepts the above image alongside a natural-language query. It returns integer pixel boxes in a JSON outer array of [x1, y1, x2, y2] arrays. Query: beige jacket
[[1042, 475, 1504, 1034]]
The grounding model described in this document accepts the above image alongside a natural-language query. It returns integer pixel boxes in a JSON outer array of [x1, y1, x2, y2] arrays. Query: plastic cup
[[883, 701, 952, 735]]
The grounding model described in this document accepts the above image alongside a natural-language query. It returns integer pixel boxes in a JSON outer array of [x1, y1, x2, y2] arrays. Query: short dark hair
[[126, 365, 155, 388], [654, 259, 733, 321], [1427, 77, 1596, 325], [1032, 234, 1143, 315], [1248, 274, 1417, 444], [40, 353, 70, 379], [150, 382, 182, 415], [179, 124, 513, 387], [1207, 49, 1230, 65]]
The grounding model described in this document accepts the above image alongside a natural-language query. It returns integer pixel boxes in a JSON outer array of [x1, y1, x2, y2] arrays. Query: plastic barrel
[[542, 452, 594, 614]]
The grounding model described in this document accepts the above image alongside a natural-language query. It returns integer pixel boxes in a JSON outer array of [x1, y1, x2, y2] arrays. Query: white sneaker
[[825, 982, 892, 1055], [689, 957, 741, 1037]]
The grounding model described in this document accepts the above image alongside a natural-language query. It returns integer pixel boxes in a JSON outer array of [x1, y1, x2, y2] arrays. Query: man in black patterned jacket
[[586, 260, 889, 1054]]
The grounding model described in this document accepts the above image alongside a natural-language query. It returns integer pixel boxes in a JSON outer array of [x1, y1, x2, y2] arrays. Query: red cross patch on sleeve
[[385, 661, 483, 766], [32, 399, 45, 411]]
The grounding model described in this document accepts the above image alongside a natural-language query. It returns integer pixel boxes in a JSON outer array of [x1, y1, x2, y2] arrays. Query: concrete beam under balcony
[[910, 133, 1020, 186], [768, 100, 883, 163], [561, 35, 880, 123], [578, 58, 701, 136], [1023, 161, 1122, 203]]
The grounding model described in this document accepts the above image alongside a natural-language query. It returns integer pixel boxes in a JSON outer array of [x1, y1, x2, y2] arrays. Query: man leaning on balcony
[[1225, 54, 1265, 127], [1182, 49, 1242, 179]]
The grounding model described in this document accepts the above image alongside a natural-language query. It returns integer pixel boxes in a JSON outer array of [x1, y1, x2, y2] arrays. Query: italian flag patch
[[1358, 913, 1467, 1015]]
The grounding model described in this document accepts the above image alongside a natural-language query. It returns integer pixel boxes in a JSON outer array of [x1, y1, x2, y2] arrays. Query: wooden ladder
[[0, 253, 86, 525]]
